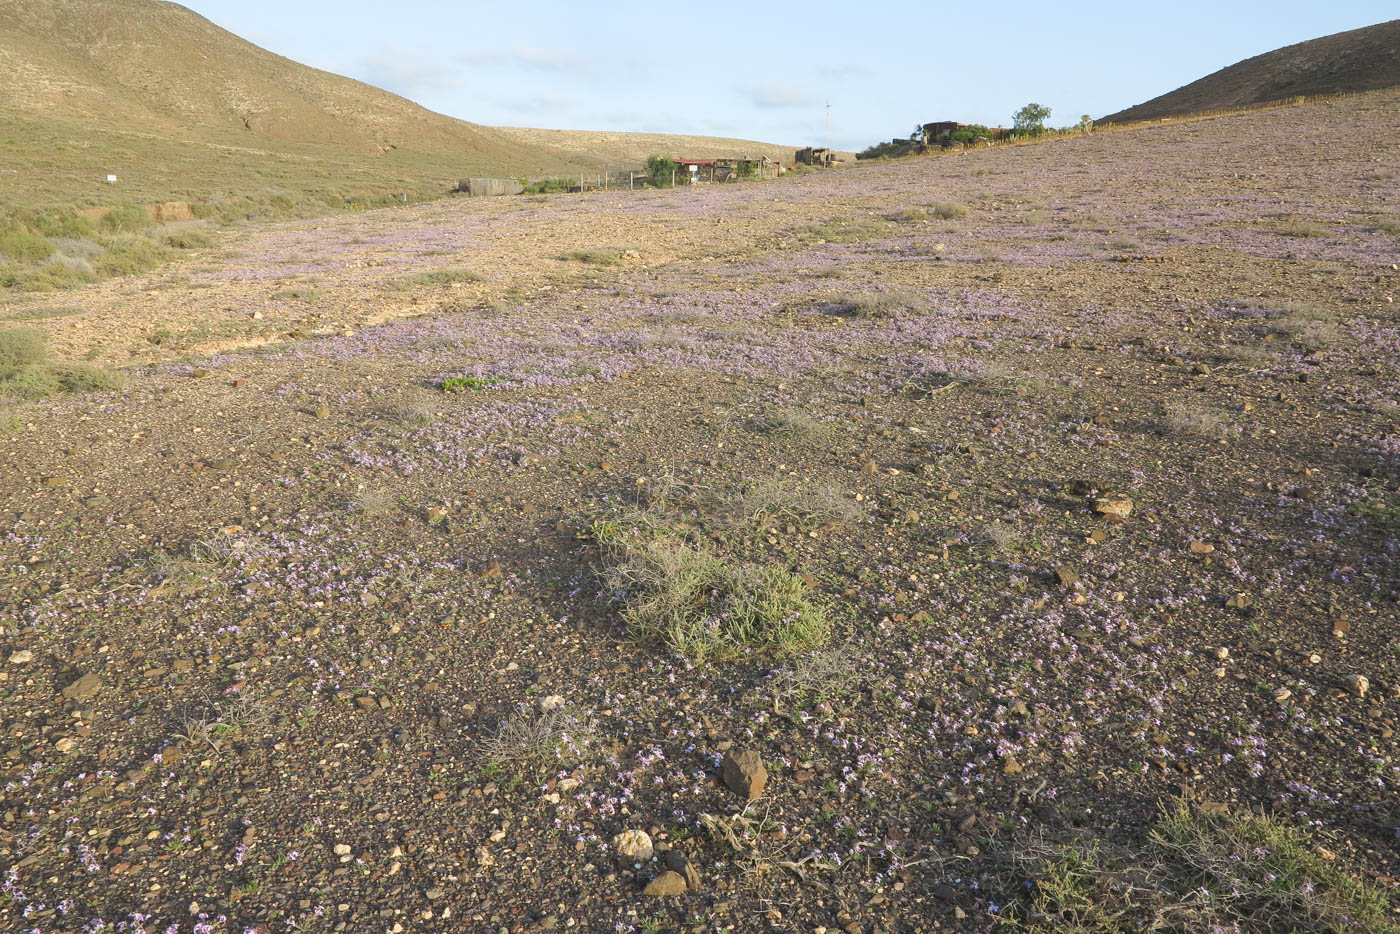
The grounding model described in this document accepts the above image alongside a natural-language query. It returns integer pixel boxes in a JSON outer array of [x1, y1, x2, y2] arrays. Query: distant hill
[[1101, 19, 1400, 124], [491, 127, 797, 172], [0, 0, 789, 210]]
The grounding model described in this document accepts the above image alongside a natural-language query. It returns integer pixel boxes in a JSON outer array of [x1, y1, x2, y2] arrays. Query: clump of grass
[[827, 290, 931, 319], [346, 487, 394, 515], [561, 248, 623, 266], [1277, 219, 1329, 238], [1270, 303, 1346, 351], [0, 228, 56, 263], [394, 267, 483, 290], [479, 705, 593, 779], [1003, 804, 1400, 933], [271, 285, 322, 302], [913, 356, 1047, 396], [793, 217, 890, 245], [159, 227, 214, 250], [930, 201, 969, 220], [2, 305, 83, 322], [0, 327, 122, 398], [174, 693, 271, 755], [1160, 401, 1229, 439], [889, 206, 928, 223], [98, 203, 155, 234], [750, 410, 827, 438], [723, 479, 864, 531], [596, 528, 832, 663], [980, 521, 1021, 553], [769, 645, 863, 700], [441, 375, 503, 392]]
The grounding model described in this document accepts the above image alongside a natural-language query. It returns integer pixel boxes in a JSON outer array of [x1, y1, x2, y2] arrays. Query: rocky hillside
[[0, 0, 788, 208], [1101, 19, 1400, 123]]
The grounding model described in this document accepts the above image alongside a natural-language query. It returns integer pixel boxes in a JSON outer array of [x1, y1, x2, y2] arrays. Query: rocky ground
[[1, 90, 1398, 933]]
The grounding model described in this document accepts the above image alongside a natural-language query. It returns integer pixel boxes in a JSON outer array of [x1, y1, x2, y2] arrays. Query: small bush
[[98, 203, 155, 233], [523, 177, 578, 195], [930, 201, 969, 220], [1277, 219, 1329, 238], [395, 267, 484, 290]]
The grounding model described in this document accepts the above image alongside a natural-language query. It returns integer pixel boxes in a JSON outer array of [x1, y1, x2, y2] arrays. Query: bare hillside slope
[[1101, 19, 1400, 123]]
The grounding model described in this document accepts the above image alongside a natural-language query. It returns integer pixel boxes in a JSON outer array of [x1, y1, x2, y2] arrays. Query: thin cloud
[[817, 62, 873, 80], [359, 45, 460, 97], [488, 91, 576, 115], [744, 82, 824, 110], [457, 47, 595, 75]]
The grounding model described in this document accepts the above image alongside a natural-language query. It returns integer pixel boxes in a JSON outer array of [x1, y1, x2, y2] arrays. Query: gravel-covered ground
[[1, 91, 1398, 933]]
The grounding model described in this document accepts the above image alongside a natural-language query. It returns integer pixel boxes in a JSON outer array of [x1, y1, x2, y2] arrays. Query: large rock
[[721, 749, 768, 800], [612, 829, 653, 863], [61, 673, 102, 701], [643, 871, 688, 896]]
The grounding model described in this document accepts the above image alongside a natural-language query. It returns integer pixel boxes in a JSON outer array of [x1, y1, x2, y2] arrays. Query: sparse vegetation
[[1002, 804, 1400, 933], [827, 290, 931, 319], [930, 201, 969, 220], [0, 326, 122, 398], [394, 267, 484, 290], [561, 248, 623, 266], [441, 375, 503, 392]]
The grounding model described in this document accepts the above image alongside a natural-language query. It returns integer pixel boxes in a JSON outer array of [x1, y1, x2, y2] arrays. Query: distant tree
[[646, 154, 678, 188], [912, 123, 926, 143], [1077, 114, 1095, 134], [1013, 102, 1051, 136]]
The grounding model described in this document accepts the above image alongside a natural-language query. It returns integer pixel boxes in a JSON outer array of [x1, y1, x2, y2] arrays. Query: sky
[[182, 1, 1395, 152]]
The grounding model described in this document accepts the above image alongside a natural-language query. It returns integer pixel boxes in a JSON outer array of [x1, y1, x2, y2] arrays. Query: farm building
[[456, 177, 525, 197], [674, 156, 781, 183], [795, 147, 837, 166]]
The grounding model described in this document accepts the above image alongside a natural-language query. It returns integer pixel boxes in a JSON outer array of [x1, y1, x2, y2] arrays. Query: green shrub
[[597, 530, 831, 663], [98, 203, 155, 233], [561, 248, 622, 266], [523, 177, 577, 195], [0, 229, 55, 263], [441, 375, 501, 392], [92, 234, 170, 277], [0, 327, 48, 373], [29, 209, 96, 239], [646, 154, 678, 188], [931, 201, 969, 220], [161, 227, 214, 250]]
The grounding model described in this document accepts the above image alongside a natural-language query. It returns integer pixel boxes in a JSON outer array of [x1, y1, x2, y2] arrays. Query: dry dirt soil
[[1, 90, 1398, 933]]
